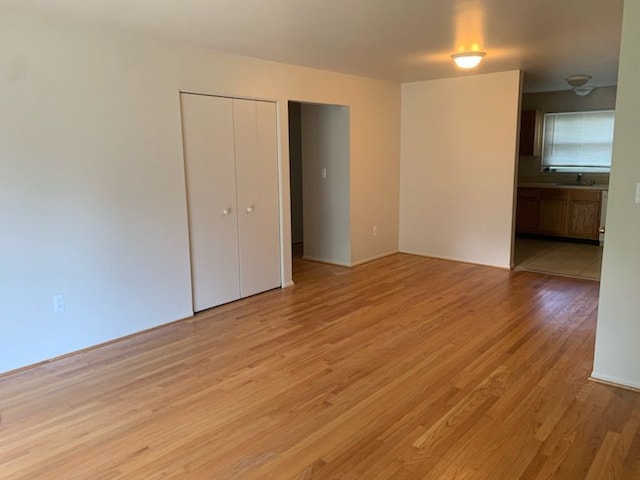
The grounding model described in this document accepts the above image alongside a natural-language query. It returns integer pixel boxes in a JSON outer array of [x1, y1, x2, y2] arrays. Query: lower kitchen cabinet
[[515, 188, 540, 234], [539, 189, 568, 236], [567, 190, 602, 239], [516, 186, 603, 241]]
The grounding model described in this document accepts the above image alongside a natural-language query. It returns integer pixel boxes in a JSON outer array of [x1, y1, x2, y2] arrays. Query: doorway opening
[[512, 88, 613, 281], [288, 101, 350, 279]]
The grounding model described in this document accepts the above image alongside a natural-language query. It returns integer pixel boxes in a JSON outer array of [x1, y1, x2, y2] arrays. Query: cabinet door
[[519, 110, 543, 157], [516, 188, 540, 234], [568, 190, 601, 240], [181, 94, 241, 312], [539, 190, 568, 236], [233, 99, 281, 298]]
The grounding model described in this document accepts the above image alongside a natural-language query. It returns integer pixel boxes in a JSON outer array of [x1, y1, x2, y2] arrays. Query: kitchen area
[[513, 86, 616, 280]]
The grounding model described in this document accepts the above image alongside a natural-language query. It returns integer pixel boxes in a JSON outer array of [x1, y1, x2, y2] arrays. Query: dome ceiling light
[[451, 51, 486, 69], [566, 74, 596, 96]]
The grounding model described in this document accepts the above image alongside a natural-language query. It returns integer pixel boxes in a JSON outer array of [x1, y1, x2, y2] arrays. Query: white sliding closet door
[[181, 94, 241, 311], [233, 99, 281, 297]]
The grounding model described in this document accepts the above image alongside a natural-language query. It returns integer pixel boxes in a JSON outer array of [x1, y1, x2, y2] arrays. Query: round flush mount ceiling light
[[451, 51, 486, 69]]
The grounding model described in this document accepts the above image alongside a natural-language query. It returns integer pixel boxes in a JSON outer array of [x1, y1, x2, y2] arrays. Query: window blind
[[541, 110, 615, 171]]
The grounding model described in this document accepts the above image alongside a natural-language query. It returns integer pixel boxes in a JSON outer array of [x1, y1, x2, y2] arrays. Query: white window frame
[[541, 110, 615, 173]]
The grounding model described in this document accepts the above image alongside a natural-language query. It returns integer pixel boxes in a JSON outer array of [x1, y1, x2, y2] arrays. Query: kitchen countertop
[[518, 182, 609, 191]]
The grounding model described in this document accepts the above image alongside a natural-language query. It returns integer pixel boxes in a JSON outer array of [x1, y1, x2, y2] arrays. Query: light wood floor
[[1, 254, 639, 479]]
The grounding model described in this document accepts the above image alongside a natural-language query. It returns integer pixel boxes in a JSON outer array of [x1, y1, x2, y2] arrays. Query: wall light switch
[[321, 167, 327, 179], [53, 294, 65, 313], [636, 183, 640, 204]]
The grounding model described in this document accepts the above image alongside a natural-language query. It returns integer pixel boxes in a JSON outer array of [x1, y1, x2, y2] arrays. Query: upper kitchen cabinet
[[519, 109, 543, 157]]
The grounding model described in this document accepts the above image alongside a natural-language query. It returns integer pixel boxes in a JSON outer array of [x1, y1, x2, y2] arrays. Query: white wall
[[522, 86, 617, 113], [0, 11, 400, 373], [301, 104, 351, 265], [592, 0, 640, 389], [399, 71, 522, 268]]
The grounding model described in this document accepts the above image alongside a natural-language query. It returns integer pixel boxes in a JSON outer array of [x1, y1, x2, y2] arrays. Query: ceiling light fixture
[[451, 51, 486, 69], [565, 74, 595, 96]]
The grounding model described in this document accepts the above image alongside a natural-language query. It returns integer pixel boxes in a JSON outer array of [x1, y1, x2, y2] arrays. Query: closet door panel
[[233, 99, 281, 297], [181, 93, 240, 311]]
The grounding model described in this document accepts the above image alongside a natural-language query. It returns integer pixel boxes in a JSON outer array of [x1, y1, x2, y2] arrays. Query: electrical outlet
[[321, 167, 327, 179], [373, 225, 378, 237], [53, 294, 65, 313], [636, 183, 640, 204]]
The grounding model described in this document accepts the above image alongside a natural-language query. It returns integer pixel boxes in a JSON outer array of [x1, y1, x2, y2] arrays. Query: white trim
[[302, 255, 351, 267], [398, 250, 511, 270], [299, 252, 398, 268], [349, 251, 398, 267], [179, 90, 278, 105], [282, 280, 295, 289], [275, 100, 293, 291], [590, 372, 640, 392]]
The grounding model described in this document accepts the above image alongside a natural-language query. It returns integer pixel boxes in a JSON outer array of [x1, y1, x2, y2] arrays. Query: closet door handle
[[245, 206, 255, 214], [222, 208, 232, 216]]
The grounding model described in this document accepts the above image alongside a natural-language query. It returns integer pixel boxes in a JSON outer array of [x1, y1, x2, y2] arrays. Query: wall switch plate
[[373, 225, 378, 236], [321, 167, 327, 179], [636, 183, 640, 204], [53, 294, 65, 313]]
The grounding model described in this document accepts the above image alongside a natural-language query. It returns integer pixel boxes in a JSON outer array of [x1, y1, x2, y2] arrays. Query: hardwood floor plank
[[1, 253, 639, 479]]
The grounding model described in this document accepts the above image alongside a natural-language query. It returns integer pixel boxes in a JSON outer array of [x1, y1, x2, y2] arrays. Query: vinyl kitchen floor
[[514, 237, 603, 281]]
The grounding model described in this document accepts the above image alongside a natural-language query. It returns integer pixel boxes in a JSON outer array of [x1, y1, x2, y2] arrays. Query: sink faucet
[[577, 173, 583, 184]]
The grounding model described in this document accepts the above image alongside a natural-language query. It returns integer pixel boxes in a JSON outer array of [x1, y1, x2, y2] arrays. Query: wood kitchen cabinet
[[515, 188, 540, 234], [567, 190, 602, 239], [538, 188, 568, 236], [519, 109, 543, 157], [515, 186, 603, 241]]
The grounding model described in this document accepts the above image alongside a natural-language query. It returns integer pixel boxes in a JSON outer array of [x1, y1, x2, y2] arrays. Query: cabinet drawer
[[517, 187, 539, 198], [539, 188, 568, 199], [569, 189, 601, 201]]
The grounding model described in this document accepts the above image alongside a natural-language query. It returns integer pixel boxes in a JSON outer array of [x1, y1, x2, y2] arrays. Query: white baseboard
[[302, 255, 351, 267], [350, 251, 398, 267], [398, 250, 510, 270], [302, 251, 399, 268], [590, 372, 640, 393], [282, 280, 295, 289]]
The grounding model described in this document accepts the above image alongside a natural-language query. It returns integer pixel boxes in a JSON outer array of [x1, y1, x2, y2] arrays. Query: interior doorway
[[288, 101, 350, 276], [512, 88, 611, 281], [288, 102, 304, 260]]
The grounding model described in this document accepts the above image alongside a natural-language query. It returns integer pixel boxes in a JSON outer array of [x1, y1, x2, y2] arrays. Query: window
[[541, 110, 615, 172]]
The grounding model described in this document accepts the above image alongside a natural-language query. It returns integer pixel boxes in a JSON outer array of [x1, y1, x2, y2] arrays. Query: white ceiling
[[3, 0, 624, 92]]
